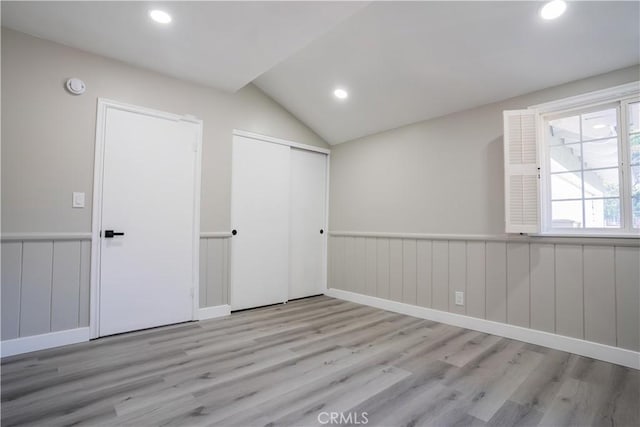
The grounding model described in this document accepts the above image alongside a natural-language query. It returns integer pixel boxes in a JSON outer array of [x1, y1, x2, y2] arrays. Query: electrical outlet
[[455, 291, 464, 306]]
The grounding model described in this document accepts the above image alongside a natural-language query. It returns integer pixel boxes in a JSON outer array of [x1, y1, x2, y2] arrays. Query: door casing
[[90, 98, 202, 339]]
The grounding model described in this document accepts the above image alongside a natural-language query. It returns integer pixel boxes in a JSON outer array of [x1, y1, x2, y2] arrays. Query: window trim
[[531, 82, 640, 238], [529, 82, 639, 114]]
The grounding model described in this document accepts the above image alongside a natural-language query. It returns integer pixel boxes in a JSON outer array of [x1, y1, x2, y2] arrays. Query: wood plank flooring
[[1, 296, 638, 426]]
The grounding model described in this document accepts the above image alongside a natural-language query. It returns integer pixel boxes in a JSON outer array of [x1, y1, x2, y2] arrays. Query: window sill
[[527, 233, 640, 247], [535, 231, 640, 239]]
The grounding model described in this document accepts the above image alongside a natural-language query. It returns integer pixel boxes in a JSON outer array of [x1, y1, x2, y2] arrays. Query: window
[[503, 82, 640, 237]]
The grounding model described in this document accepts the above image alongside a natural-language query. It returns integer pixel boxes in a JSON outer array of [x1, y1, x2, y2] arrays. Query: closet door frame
[[231, 129, 330, 296]]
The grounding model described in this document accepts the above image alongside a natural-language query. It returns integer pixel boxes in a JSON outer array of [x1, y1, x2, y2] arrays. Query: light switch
[[72, 192, 85, 208]]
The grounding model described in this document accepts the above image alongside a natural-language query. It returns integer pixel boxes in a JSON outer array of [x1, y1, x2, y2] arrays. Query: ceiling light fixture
[[540, 0, 567, 20], [333, 88, 348, 100], [592, 124, 607, 129], [149, 10, 172, 24]]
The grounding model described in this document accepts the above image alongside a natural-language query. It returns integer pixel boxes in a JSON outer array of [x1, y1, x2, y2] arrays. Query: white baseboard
[[325, 288, 640, 370], [1, 306, 231, 358], [1, 327, 90, 358], [198, 304, 231, 320]]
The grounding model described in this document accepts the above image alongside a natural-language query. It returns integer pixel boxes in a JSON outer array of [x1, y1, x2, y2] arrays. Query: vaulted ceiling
[[3, 1, 639, 144]]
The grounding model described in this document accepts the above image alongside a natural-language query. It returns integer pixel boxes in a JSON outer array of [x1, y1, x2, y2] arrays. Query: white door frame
[[323, 154, 330, 294], [90, 98, 203, 339], [230, 130, 330, 297]]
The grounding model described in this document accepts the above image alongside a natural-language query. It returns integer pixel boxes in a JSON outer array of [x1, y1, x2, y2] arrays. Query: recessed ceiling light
[[540, 0, 567, 20], [333, 88, 348, 99], [593, 124, 607, 129], [149, 10, 172, 24]]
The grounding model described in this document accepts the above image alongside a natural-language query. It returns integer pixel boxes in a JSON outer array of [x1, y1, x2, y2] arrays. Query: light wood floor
[[1, 296, 638, 426]]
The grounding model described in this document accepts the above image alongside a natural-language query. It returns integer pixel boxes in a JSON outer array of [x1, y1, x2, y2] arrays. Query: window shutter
[[503, 110, 540, 234]]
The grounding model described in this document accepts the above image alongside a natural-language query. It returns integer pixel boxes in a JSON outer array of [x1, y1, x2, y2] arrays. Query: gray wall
[[1, 28, 328, 234], [1, 29, 326, 340], [329, 65, 640, 234], [1, 238, 91, 340], [199, 237, 230, 308], [1, 235, 231, 340], [329, 235, 639, 352], [328, 66, 640, 352]]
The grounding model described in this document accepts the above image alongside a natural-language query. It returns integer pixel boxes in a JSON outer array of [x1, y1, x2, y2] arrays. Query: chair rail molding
[[1, 232, 93, 241]]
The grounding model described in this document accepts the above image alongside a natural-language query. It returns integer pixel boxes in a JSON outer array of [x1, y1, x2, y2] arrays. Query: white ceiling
[[255, 1, 640, 144], [3, 1, 639, 145], [0, 1, 366, 92]]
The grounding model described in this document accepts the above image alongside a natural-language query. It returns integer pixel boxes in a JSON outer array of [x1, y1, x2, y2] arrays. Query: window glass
[[551, 200, 582, 228], [551, 171, 582, 199], [547, 105, 624, 231], [581, 108, 617, 141], [631, 133, 640, 166], [632, 165, 640, 228], [628, 102, 639, 229], [585, 198, 620, 228], [548, 116, 580, 145], [629, 102, 640, 134], [543, 97, 640, 234], [583, 168, 619, 198], [550, 145, 581, 172], [582, 139, 618, 169]]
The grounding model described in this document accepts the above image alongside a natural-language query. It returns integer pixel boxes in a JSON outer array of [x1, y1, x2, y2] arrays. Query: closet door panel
[[230, 136, 290, 310], [290, 148, 327, 299]]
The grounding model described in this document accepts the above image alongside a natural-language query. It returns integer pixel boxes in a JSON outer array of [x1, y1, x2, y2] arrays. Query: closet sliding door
[[290, 148, 327, 300], [230, 135, 290, 311], [230, 132, 328, 311]]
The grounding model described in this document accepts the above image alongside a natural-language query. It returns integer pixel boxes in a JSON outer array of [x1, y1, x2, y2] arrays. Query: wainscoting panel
[[416, 240, 432, 308], [364, 238, 377, 297], [78, 241, 91, 327], [466, 241, 486, 319], [328, 234, 640, 352], [555, 245, 584, 340], [51, 241, 82, 332], [448, 241, 466, 315], [389, 239, 403, 302], [199, 236, 230, 307], [1, 242, 22, 340], [354, 237, 367, 296], [20, 241, 53, 337], [583, 245, 616, 346], [529, 243, 555, 333], [506, 242, 530, 328], [432, 240, 449, 312], [402, 239, 417, 306], [485, 241, 507, 323], [1, 239, 91, 340], [2, 234, 230, 342], [376, 238, 390, 300], [615, 246, 640, 351]]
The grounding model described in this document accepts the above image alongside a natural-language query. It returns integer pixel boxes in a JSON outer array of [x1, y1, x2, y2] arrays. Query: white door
[[98, 107, 200, 336], [230, 136, 290, 310], [290, 149, 327, 299]]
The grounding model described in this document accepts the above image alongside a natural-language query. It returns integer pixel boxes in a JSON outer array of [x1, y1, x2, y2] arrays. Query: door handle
[[103, 230, 125, 238]]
